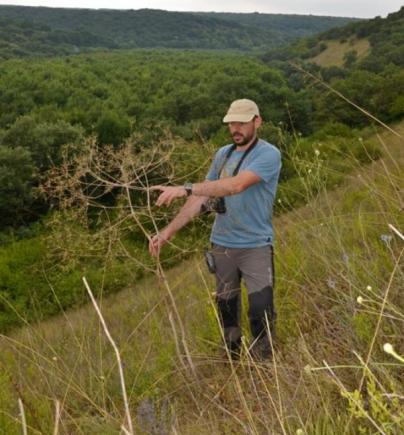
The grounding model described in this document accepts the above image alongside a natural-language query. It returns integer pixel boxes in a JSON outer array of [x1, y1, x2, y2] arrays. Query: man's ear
[[254, 116, 263, 129]]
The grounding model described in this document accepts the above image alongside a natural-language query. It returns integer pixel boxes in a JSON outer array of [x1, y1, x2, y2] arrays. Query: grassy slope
[[0, 123, 403, 433], [309, 38, 370, 67]]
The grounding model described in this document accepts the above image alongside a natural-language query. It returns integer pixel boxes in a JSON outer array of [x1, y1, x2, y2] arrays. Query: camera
[[201, 197, 226, 214]]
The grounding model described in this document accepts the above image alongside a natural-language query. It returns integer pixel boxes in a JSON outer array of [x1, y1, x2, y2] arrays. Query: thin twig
[[389, 224, 404, 241], [290, 62, 403, 139], [358, 249, 403, 393], [53, 400, 61, 435], [82, 277, 134, 435], [18, 398, 28, 435]]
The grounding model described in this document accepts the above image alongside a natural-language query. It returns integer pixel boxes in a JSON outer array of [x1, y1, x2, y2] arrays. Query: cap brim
[[223, 113, 255, 123]]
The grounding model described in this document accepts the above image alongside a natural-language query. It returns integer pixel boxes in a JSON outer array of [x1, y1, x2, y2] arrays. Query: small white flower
[[366, 285, 372, 291], [308, 169, 312, 174], [380, 234, 392, 244], [296, 430, 304, 435], [326, 277, 336, 289], [383, 343, 404, 363], [356, 296, 363, 304], [278, 198, 282, 203], [52, 356, 58, 362], [314, 149, 320, 156]]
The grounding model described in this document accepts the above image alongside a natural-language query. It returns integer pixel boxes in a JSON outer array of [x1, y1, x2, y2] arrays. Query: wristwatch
[[183, 182, 193, 196]]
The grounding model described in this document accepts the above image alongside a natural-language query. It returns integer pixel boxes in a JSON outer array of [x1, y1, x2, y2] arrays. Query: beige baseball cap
[[223, 99, 260, 123]]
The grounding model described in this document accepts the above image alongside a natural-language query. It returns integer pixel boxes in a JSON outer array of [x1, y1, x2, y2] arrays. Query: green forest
[[0, 5, 357, 58], [0, 5, 403, 434]]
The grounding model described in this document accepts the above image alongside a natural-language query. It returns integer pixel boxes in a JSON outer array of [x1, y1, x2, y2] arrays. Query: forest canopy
[[0, 5, 358, 58]]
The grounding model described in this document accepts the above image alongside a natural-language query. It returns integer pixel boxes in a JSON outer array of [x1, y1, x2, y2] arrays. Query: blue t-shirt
[[206, 139, 281, 248]]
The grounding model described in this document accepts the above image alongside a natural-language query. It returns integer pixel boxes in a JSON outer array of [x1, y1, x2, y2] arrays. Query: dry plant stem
[[3, 334, 111, 421], [323, 361, 387, 435], [199, 390, 250, 433], [157, 264, 197, 379], [376, 133, 402, 173], [358, 248, 403, 392], [378, 158, 403, 210], [18, 398, 28, 435], [291, 62, 403, 140], [125, 182, 198, 382], [245, 350, 287, 435], [82, 277, 134, 435], [53, 400, 61, 435], [389, 224, 404, 241], [265, 315, 286, 430]]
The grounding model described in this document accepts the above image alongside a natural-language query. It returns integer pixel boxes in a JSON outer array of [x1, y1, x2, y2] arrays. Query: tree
[[0, 145, 35, 227], [96, 112, 131, 146]]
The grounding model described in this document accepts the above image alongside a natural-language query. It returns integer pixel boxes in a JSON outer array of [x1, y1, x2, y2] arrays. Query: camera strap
[[217, 137, 259, 179]]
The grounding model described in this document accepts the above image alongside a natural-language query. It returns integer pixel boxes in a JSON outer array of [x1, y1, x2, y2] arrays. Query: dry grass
[[310, 38, 370, 68]]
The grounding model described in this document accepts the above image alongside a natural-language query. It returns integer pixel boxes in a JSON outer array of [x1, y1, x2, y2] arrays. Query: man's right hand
[[148, 230, 171, 257]]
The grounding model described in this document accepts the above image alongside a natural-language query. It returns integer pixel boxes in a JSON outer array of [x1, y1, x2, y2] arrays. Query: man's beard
[[232, 132, 254, 146]]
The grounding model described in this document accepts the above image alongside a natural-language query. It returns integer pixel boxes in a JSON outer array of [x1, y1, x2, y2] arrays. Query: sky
[[0, 0, 402, 18]]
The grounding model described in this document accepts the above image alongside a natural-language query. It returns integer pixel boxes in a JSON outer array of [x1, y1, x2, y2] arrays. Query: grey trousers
[[211, 244, 276, 348]]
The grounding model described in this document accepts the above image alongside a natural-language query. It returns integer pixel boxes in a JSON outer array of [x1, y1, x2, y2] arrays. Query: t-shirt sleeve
[[243, 146, 282, 183], [205, 149, 224, 181]]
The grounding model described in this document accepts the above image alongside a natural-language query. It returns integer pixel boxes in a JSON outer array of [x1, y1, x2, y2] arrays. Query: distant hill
[[260, 6, 404, 130], [308, 38, 370, 68], [312, 6, 404, 69], [0, 16, 118, 59], [196, 12, 359, 46], [262, 6, 404, 69], [0, 5, 358, 58]]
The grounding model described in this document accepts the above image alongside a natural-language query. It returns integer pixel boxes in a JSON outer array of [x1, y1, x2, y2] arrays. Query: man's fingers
[[149, 243, 159, 257], [156, 192, 172, 207], [149, 233, 169, 257], [152, 186, 186, 207], [149, 185, 164, 191]]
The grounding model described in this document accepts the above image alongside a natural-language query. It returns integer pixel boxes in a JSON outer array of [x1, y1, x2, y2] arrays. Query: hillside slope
[[0, 15, 117, 59], [0, 5, 358, 57], [309, 38, 370, 67], [263, 5, 404, 68], [0, 122, 402, 433], [196, 12, 359, 46]]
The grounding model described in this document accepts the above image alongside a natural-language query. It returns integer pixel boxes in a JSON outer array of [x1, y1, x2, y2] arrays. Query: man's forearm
[[192, 177, 242, 198], [163, 195, 208, 238]]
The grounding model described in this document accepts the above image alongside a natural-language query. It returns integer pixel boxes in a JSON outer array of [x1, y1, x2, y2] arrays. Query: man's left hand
[[150, 185, 187, 206]]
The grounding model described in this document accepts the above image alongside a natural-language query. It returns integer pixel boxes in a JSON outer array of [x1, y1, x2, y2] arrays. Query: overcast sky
[[0, 1, 402, 18]]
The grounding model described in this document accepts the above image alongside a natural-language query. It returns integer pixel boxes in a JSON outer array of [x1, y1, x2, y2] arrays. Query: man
[[149, 99, 282, 359]]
